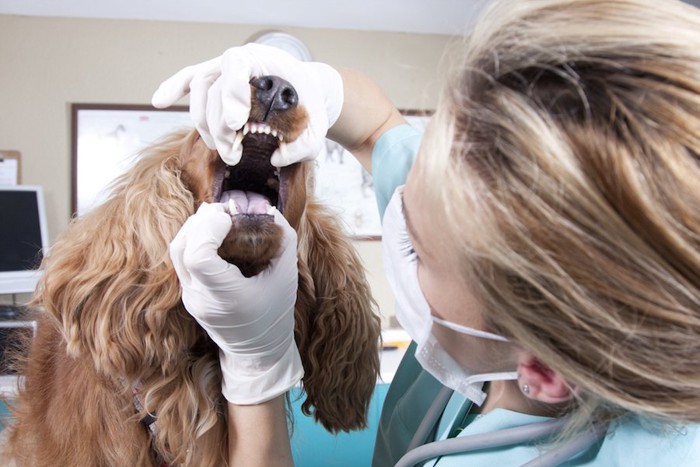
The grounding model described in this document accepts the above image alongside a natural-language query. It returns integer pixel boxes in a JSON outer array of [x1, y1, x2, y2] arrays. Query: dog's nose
[[251, 76, 298, 116]]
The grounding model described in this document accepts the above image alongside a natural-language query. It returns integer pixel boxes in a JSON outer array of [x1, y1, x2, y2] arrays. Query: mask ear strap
[[462, 370, 519, 387], [431, 316, 510, 342]]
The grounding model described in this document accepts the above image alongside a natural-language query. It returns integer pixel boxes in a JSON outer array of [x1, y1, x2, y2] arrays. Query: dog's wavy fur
[[2, 126, 381, 465]]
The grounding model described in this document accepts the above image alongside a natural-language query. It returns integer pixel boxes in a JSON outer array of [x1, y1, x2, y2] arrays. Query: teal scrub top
[[370, 124, 700, 466]]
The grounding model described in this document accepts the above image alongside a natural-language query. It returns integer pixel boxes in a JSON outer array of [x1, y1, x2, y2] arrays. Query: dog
[[1, 75, 382, 466]]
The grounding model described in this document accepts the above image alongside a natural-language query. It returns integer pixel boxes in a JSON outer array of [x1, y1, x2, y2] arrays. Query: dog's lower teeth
[[228, 199, 238, 215]]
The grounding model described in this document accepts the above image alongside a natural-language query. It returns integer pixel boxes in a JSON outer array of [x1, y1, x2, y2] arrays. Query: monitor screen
[[0, 186, 49, 295]]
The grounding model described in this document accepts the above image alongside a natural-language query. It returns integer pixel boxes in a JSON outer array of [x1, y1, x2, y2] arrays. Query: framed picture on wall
[[71, 104, 432, 237], [71, 103, 191, 217], [313, 110, 432, 239]]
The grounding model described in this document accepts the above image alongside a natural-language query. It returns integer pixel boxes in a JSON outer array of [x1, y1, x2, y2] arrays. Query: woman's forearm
[[328, 67, 407, 172], [227, 395, 293, 467]]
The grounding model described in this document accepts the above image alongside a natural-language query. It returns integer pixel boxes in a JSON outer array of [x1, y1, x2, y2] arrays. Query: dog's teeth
[[271, 129, 278, 138], [266, 205, 275, 215], [263, 126, 271, 135], [279, 142, 289, 160], [232, 132, 244, 152], [228, 199, 238, 215], [243, 124, 250, 135]]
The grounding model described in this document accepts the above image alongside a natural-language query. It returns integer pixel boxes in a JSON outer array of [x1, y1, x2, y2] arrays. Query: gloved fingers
[[314, 61, 345, 126], [250, 208, 299, 288], [271, 127, 324, 167], [178, 203, 246, 287], [215, 52, 258, 166], [169, 213, 195, 286], [270, 207, 298, 263], [151, 56, 221, 109], [204, 79, 239, 165], [269, 86, 327, 166], [268, 63, 342, 166], [188, 61, 224, 151], [220, 46, 258, 125]]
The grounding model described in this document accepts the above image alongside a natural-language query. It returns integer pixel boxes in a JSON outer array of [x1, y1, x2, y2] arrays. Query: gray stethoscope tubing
[[406, 386, 455, 452], [396, 389, 607, 467], [396, 418, 568, 467], [521, 423, 607, 467]]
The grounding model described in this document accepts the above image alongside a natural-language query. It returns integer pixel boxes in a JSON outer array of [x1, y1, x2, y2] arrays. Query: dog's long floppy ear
[[34, 131, 203, 379], [294, 174, 382, 433]]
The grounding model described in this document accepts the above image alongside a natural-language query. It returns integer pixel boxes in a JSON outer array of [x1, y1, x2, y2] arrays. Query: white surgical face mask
[[382, 185, 517, 406]]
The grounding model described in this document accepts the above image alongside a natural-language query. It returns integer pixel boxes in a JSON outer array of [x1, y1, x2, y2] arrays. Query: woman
[[154, 0, 700, 464]]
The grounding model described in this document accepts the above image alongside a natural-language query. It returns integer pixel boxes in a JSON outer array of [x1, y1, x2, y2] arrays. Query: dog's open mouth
[[211, 122, 287, 217]]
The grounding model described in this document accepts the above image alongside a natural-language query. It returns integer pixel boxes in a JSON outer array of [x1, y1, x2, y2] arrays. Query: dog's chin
[[218, 215, 284, 277]]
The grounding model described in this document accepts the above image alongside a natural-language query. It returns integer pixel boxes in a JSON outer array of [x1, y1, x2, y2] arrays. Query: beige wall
[[0, 15, 454, 322]]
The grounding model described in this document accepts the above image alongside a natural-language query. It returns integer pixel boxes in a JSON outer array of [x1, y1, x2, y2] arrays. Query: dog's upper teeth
[[232, 132, 244, 152], [242, 123, 283, 141], [278, 142, 289, 160]]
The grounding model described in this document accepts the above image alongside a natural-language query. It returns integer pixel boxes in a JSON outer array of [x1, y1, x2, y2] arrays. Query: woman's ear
[[516, 352, 578, 404]]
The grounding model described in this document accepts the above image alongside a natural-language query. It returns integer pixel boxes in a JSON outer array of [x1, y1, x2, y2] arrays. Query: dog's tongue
[[220, 190, 271, 215]]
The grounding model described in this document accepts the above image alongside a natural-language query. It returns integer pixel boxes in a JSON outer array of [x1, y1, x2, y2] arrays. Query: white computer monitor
[[0, 185, 49, 295]]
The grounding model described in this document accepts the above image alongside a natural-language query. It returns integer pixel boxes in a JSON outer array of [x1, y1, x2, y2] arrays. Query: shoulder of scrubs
[[371, 123, 422, 218], [434, 411, 700, 466], [579, 417, 700, 466], [431, 408, 552, 467], [372, 342, 445, 467]]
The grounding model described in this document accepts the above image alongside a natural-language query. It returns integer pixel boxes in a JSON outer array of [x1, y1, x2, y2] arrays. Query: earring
[[521, 383, 530, 395]]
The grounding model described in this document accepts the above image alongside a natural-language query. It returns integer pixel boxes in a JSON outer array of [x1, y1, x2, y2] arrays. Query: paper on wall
[[0, 158, 18, 185]]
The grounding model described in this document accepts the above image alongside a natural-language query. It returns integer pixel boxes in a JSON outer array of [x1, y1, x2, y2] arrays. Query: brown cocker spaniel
[[2, 76, 382, 466]]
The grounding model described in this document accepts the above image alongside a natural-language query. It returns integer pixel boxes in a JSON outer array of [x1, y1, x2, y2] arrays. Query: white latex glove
[[170, 202, 303, 404], [152, 43, 344, 167]]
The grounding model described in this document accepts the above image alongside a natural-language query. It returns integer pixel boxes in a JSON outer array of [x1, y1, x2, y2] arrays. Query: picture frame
[[71, 104, 432, 238], [313, 110, 432, 239], [71, 103, 191, 216]]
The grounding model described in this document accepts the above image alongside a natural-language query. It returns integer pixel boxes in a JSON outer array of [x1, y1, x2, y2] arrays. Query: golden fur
[[3, 87, 381, 465]]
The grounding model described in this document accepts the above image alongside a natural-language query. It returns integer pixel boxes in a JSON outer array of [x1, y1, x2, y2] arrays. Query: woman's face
[[402, 162, 517, 374]]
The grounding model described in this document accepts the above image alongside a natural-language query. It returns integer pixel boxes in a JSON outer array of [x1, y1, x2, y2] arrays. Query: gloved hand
[[152, 43, 344, 167], [169, 202, 303, 404]]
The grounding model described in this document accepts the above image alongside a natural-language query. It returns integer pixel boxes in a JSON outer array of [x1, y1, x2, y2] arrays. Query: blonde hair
[[416, 0, 700, 430]]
